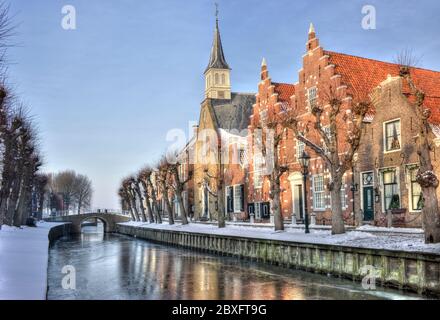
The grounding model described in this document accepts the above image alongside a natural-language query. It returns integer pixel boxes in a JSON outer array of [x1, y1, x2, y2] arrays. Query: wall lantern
[[374, 187, 380, 203], [350, 183, 358, 192]]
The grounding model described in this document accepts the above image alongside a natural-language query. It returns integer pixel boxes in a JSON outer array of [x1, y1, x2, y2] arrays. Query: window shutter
[[228, 186, 233, 213], [240, 185, 245, 211]]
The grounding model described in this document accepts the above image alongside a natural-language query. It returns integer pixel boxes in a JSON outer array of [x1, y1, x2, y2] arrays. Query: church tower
[[204, 8, 231, 100]]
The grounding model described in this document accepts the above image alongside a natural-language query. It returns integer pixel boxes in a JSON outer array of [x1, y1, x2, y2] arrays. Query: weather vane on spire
[[215, 2, 219, 20]]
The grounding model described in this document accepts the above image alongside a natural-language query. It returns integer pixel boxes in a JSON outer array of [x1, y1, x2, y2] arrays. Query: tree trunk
[[217, 183, 225, 228], [5, 176, 22, 226], [143, 195, 154, 223], [176, 188, 188, 225], [130, 195, 140, 221], [330, 178, 345, 235], [133, 184, 147, 222], [149, 187, 162, 224], [421, 187, 440, 243], [77, 199, 82, 214], [271, 152, 284, 231], [126, 200, 136, 221], [418, 124, 440, 243], [164, 191, 174, 225], [140, 180, 155, 223], [272, 188, 284, 231]]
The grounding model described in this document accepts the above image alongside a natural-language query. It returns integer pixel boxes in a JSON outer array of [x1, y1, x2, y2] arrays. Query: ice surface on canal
[[47, 226, 425, 300]]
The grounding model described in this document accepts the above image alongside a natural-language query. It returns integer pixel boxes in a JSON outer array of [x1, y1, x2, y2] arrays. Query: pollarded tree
[[122, 177, 140, 221], [139, 167, 162, 223], [254, 103, 296, 231], [168, 159, 192, 225], [398, 52, 440, 243], [131, 175, 147, 222], [118, 186, 135, 220], [291, 86, 372, 235], [34, 173, 49, 219], [156, 156, 175, 225]]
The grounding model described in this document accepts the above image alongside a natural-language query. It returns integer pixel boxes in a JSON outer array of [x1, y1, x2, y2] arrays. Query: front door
[[363, 186, 374, 221], [362, 172, 374, 221]]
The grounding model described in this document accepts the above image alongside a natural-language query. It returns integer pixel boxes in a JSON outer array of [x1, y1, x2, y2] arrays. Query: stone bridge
[[45, 212, 131, 233]]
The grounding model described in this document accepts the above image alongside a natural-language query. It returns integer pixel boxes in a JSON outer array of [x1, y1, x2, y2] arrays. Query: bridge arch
[[79, 216, 109, 232], [44, 212, 131, 234]]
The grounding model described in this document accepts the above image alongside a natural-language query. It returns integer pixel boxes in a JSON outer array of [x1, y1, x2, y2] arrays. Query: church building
[[192, 14, 255, 221]]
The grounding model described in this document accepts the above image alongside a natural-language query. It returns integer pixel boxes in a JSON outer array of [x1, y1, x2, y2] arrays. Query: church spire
[[204, 3, 231, 100], [205, 4, 230, 72]]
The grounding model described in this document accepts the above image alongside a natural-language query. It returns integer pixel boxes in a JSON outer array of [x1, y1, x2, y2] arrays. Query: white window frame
[[383, 118, 401, 153], [406, 164, 422, 213], [380, 167, 401, 212], [255, 202, 261, 219], [232, 184, 243, 213], [307, 86, 317, 111], [253, 154, 264, 189], [296, 139, 305, 162], [312, 174, 325, 211]]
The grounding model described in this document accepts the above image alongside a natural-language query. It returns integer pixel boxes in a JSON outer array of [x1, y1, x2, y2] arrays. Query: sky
[[6, 0, 440, 209]]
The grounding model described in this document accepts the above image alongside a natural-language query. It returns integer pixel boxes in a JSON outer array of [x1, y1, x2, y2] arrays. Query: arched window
[[221, 74, 225, 85], [207, 75, 211, 87], [215, 73, 219, 84]]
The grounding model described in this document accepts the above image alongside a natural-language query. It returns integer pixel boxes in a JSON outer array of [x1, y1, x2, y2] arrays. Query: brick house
[[247, 59, 296, 222], [346, 58, 440, 228], [177, 18, 440, 229], [287, 25, 369, 226]]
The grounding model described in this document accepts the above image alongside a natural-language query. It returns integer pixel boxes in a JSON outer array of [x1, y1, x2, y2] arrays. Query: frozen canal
[[47, 225, 425, 300]]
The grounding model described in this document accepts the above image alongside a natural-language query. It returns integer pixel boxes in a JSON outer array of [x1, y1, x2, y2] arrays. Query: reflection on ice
[[47, 233, 427, 300]]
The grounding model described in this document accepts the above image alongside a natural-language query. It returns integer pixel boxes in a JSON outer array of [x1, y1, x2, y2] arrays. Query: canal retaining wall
[[48, 223, 71, 242], [117, 224, 440, 296]]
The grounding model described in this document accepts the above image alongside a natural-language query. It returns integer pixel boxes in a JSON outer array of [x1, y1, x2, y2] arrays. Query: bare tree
[[118, 186, 135, 221], [137, 169, 155, 223], [51, 170, 77, 215], [73, 174, 93, 214], [168, 159, 192, 225], [122, 177, 140, 221], [397, 50, 440, 243], [157, 156, 175, 225], [131, 175, 147, 222], [139, 167, 162, 224], [34, 173, 49, 219], [291, 86, 371, 234], [254, 103, 294, 231]]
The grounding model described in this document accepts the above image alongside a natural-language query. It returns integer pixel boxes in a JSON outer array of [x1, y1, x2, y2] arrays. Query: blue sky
[[7, 0, 440, 209]]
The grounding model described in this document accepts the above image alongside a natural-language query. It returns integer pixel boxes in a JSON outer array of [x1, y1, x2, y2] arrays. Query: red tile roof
[[325, 51, 440, 124], [273, 82, 295, 103]]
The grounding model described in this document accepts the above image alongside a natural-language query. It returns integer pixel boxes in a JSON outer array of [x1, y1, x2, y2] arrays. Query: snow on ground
[[0, 222, 65, 300], [120, 221, 440, 255]]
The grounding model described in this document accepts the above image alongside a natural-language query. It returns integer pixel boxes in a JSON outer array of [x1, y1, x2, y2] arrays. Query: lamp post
[[298, 151, 311, 234]]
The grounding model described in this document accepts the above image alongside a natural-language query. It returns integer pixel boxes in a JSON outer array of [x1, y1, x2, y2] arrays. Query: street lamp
[[298, 151, 311, 234]]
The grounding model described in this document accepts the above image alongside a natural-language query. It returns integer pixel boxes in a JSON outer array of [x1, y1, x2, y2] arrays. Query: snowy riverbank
[[119, 221, 440, 255], [0, 222, 66, 300]]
